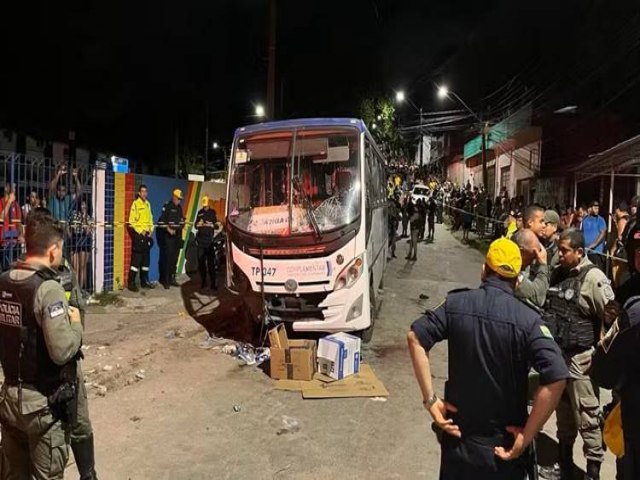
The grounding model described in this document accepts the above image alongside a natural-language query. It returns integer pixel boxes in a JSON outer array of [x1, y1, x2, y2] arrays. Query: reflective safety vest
[[0, 265, 64, 396], [129, 197, 154, 235], [543, 265, 599, 352]]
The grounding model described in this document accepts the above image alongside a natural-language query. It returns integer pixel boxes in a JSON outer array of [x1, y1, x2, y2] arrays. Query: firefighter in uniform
[[157, 188, 185, 289], [0, 212, 83, 479], [408, 238, 569, 479], [128, 184, 155, 292], [195, 196, 218, 290], [543, 228, 617, 480]]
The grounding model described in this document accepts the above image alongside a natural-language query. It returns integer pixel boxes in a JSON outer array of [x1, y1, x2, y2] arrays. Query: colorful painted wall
[[93, 169, 226, 292]]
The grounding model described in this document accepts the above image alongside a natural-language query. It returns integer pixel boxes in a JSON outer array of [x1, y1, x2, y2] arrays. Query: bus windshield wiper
[[292, 176, 321, 238]]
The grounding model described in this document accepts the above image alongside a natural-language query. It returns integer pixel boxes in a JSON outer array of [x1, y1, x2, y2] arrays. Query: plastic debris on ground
[[198, 333, 228, 349], [371, 396, 387, 402], [277, 416, 300, 435], [233, 405, 241, 413], [235, 343, 270, 367], [217, 339, 270, 367], [135, 370, 146, 380], [165, 329, 185, 340]]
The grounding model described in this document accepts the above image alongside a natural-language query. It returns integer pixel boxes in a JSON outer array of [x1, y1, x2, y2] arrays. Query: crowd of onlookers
[[384, 168, 638, 289], [0, 165, 94, 293], [387, 169, 640, 478]]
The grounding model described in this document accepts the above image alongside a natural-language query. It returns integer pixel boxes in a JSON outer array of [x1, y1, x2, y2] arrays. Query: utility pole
[[481, 121, 487, 190], [174, 128, 179, 179], [418, 107, 423, 167], [204, 103, 209, 179], [266, 0, 277, 120]]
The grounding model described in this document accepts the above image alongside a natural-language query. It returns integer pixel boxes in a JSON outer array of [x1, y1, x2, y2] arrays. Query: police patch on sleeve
[[601, 284, 615, 301], [48, 301, 66, 319], [540, 325, 554, 339]]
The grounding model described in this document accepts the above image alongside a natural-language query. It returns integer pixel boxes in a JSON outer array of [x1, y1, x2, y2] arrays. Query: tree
[[359, 97, 409, 161]]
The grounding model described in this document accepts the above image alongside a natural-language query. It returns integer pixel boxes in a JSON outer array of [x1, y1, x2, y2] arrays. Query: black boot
[[128, 272, 139, 292], [72, 434, 98, 480], [140, 271, 155, 289], [559, 441, 574, 480], [585, 460, 601, 480], [170, 275, 179, 287]]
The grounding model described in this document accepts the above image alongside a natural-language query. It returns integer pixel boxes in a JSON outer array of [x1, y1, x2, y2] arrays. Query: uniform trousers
[[159, 234, 181, 286], [556, 348, 604, 463]]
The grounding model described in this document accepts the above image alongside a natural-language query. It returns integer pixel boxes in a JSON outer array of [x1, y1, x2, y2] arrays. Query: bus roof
[[234, 118, 367, 136]]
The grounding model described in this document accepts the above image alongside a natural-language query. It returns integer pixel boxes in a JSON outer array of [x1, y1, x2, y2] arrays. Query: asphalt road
[[77, 223, 615, 479]]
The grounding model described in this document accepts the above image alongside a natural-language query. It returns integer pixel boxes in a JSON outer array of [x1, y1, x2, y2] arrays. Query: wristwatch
[[423, 393, 438, 408]]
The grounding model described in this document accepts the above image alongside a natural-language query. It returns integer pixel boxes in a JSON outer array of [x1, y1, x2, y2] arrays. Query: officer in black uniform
[[604, 223, 640, 480], [591, 297, 640, 479], [157, 188, 185, 289], [195, 195, 218, 290], [408, 238, 569, 480]]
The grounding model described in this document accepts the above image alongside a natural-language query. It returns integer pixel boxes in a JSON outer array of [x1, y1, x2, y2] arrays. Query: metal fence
[[0, 152, 96, 295]]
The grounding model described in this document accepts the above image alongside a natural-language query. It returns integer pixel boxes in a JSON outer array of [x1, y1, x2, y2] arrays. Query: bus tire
[[360, 284, 376, 344]]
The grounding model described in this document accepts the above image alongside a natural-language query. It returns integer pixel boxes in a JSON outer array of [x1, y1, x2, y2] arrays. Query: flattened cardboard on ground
[[273, 364, 389, 399]]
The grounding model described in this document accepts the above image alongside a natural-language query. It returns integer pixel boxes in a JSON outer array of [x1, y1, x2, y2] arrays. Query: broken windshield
[[228, 127, 361, 236]]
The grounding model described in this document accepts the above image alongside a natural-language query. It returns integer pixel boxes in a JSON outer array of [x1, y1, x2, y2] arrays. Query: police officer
[[591, 297, 640, 479], [514, 228, 550, 308], [0, 212, 83, 479], [58, 257, 98, 479], [128, 184, 155, 292], [195, 196, 217, 291], [542, 209, 561, 269], [615, 223, 640, 305], [408, 238, 569, 479], [544, 228, 617, 480], [31, 208, 98, 479], [157, 188, 185, 289]]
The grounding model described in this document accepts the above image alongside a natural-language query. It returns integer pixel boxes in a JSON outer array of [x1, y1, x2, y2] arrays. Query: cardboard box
[[269, 325, 316, 381], [317, 332, 361, 380], [268, 323, 289, 350]]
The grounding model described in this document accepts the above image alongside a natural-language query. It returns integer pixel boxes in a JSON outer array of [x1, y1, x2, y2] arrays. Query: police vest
[[543, 264, 599, 352], [0, 266, 65, 396]]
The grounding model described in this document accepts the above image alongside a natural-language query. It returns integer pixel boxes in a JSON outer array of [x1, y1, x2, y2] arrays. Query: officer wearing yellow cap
[[408, 237, 569, 479], [157, 188, 185, 289]]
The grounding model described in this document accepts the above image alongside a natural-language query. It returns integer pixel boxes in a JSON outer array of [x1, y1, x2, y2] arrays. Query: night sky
[[2, 0, 640, 170]]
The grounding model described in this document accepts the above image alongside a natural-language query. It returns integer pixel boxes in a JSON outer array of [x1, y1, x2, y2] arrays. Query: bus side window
[[364, 139, 374, 235]]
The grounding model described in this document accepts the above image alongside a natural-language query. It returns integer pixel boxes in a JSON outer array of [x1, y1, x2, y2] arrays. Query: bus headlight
[[334, 255, 364, 291]]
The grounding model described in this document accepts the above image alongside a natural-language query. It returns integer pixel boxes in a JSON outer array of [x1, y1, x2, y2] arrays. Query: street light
[[436, 84, 487, 190], [435, 84, 481, 123], [395, 88, 424, 166], [255, 104, 266, 118], [437, 85, 449, 99], [212, 141, 219, 150]]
